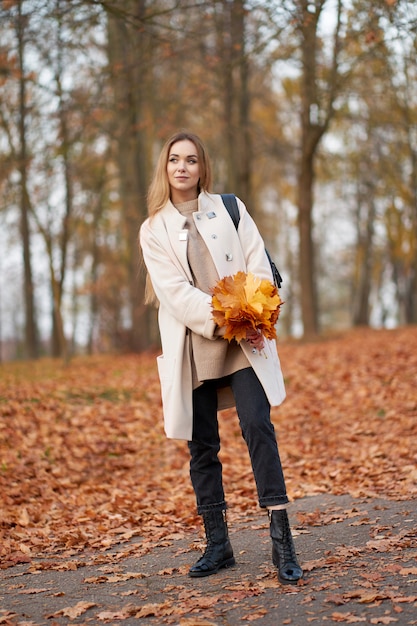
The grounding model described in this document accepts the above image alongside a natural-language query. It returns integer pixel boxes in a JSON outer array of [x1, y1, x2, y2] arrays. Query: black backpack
[[221, 194, 283, 289]]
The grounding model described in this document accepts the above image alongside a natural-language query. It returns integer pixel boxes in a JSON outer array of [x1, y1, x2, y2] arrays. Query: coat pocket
[[157, 355, 176, 380], [156, 355, 176, 400]]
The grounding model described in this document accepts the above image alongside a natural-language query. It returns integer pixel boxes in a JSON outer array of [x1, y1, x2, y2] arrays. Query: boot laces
[[270, 510, 297, 563], [281, 515, 297, 561]]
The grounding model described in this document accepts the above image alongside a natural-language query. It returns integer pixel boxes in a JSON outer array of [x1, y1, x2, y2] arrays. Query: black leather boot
[[269, 509, 303, 584], [188, 509, 235, 578]]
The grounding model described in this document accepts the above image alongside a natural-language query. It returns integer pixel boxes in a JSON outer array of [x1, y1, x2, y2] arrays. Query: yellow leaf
[[211, 272, 282, 342]]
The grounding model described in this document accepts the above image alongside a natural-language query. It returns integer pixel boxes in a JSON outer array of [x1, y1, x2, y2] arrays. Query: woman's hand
[[246, 328, 264, 351]]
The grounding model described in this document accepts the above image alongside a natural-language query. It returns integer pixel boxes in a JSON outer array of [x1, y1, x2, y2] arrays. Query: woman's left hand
[[246, 328, 264, 351]]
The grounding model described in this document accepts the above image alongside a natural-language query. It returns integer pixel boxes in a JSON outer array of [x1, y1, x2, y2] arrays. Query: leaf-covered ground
[[1, 327, 416, 570]]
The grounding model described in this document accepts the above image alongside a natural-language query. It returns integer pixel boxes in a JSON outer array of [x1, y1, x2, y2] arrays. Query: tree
[[106, 0, 155, 351], [291, 0, 344, 337], [215, 0, 253, 206], [1, 0, 417, 358], [389, 41, 417, 323], [341, 0, 417, 326], [16, 1, 39, 358]]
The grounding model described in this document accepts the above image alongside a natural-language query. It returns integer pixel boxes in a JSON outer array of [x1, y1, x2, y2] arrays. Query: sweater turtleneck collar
[[173, 198, 198, 215]]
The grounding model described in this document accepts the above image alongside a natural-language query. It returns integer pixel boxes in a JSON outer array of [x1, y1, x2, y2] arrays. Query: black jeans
[[188, 367, 289, 514]]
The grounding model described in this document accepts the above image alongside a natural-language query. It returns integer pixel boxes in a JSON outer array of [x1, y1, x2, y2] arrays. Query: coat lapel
[[164, 201, 193, 282]]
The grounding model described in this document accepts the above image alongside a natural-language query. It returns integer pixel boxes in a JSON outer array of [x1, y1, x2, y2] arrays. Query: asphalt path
[[1, 494, 416, 625]]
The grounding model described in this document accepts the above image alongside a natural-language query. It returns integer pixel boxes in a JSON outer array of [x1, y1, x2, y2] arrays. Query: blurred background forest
[[0, 0, 416, 361]]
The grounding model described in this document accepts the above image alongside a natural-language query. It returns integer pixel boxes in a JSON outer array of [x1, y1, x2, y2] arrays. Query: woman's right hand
[[246, 328, 264, 351]]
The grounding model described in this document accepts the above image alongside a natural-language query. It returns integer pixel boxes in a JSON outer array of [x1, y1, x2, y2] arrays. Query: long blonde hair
[[147, 131, 213, 216]]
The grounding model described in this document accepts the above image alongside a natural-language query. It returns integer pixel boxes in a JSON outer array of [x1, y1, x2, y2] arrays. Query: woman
[[139, 131, 302, 584]]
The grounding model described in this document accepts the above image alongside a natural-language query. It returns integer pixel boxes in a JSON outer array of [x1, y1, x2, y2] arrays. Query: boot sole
[[273, 555, 303, 585], [188, 556, 236, 578], [278, 573, 302, 585]]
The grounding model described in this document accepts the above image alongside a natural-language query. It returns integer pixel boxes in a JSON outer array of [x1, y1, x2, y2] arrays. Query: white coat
[[139, 192, 286, 440]]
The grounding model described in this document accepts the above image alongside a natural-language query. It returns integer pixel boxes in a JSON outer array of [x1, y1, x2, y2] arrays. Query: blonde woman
[[139, 131, 302, 583]]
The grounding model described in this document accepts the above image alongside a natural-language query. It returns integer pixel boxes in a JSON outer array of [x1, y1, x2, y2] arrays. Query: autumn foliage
[[211, 272, 282, 342], [0, 327, 416, 570]]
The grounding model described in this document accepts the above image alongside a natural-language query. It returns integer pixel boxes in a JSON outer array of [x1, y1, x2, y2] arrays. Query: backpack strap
[[265, 249, 283, 289], [221, 194, 240, 230]]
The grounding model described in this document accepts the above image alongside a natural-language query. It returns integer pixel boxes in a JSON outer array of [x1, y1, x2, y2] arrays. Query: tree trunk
[[107, 0, 152, 352], [404, 96, 417, 324], [352, 180, 376, 326], [296, 0, 342, 338], [297, 148, 319, 337], [87, 186, 105, 355], [17, 1, 38, 359], [51, 2, 72, 360], [219, 0, 253, 208], [297, 6, 321, 338], [233, 0, 253, 210]]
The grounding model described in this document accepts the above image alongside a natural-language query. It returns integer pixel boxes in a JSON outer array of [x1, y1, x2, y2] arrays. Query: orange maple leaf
[[211, 271, 282, 342]]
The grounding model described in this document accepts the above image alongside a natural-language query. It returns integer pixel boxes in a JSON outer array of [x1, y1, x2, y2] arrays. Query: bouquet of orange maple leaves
[[211, 271, 283, 343]]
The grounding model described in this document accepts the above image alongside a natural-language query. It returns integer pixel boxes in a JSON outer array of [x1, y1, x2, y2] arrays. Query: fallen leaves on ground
[[0, 327, 416, 565], [47, 601, 96, 619], [0, 328, 416, 625]]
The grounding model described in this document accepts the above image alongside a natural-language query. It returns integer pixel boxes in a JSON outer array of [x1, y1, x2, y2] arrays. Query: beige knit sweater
[[176, 199, 249, 388]]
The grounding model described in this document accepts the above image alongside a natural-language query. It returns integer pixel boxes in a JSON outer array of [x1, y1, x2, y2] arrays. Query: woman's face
[[167, 139, 200, 203]]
